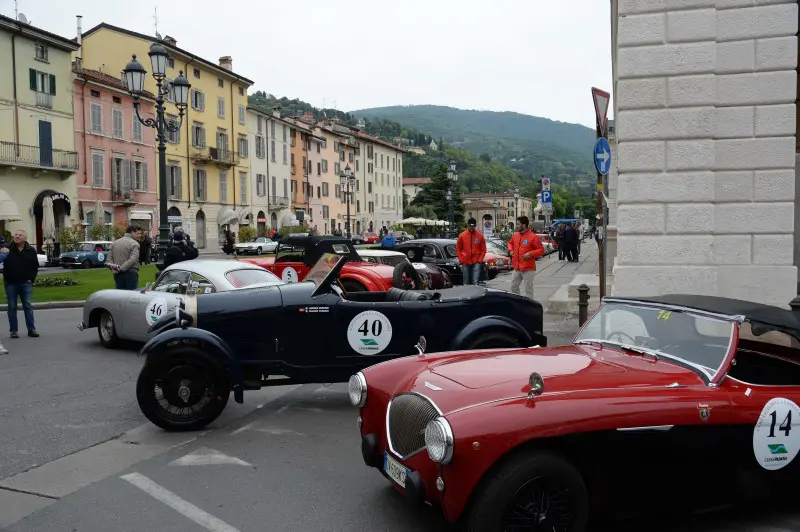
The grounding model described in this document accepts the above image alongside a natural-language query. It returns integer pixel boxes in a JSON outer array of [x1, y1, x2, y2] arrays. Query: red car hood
[[406, 345, 705, 415]]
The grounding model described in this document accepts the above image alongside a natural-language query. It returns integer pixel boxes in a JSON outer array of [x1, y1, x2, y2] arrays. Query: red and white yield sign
[[592, 87, 611, 137]]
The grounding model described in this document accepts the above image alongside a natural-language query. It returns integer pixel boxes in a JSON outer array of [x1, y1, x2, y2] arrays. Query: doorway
[[270, 212, 277, 229], [195, 210, 206, 249]]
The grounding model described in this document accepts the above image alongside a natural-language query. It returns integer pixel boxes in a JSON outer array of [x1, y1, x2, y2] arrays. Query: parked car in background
[[137, 251, 546, 431], [351, 294, 800, 530], [234, 236, 278, 256], [394, 239, 493, 285], [538, 233, 558, 254], [357, 248, 453, 290], [78, 260, 284, 348], [359, 232, 380, 244], [59, 241, 114, 269], [389, 230, 413, 242]]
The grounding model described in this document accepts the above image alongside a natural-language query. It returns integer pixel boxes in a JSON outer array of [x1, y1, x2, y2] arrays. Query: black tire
[[466, 450, 589, 532], [392, 261, 423, 290], [136, 348, 230, 432], [82, 259, 92, 269], [465, 331, 520, 350], [97, 310, 119, 349], [341, 279, 367, 293], [256, 247, 262, 255]]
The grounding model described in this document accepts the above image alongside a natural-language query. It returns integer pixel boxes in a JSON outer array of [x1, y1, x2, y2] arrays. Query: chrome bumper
[[77, 322, 86, 331]]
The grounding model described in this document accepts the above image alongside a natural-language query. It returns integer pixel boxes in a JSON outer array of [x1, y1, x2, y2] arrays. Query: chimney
[[302, 112, 314, 121], [75, 15, 82, 69], [272, 105, 281, 118], [163, 35, 177, 46], [219, 56, 233, 71]]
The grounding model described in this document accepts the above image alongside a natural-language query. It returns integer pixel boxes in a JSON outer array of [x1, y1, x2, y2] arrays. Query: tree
[[410, 163, 465, 223], [479, 153, 491, 163]]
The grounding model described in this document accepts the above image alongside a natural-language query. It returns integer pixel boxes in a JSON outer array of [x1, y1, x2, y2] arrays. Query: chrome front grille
[[386, 393, 440, 459]]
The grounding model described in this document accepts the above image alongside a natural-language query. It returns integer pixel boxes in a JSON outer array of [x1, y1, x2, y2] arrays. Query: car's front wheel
[[467, 450, 589, 532], [82, 259, 92, 269], [466, 331, 519, 349], [98, 310, 120, 349], [136, 348, 230, 432], [256, 247, 262, 255]]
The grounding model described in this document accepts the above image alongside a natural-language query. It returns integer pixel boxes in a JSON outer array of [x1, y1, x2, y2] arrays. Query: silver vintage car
[[78, 259, 284, 348]]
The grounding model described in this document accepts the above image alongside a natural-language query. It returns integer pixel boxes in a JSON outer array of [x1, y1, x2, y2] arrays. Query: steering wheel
[[608, 331, 636, 344]]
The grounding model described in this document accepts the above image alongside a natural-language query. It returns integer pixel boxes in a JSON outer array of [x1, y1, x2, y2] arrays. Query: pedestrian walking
[[456, 218, 486, 285], [164, 231, 199, 269], [139, 231, 152, 265], [3, 229, 40, 338], [108, 225, 142, 290], [507, 216, 545, 299], [556, 225, 565, 261]]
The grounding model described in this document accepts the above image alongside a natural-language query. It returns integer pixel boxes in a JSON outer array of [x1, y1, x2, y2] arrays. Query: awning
[[217, 207, 237, 226], [33, 189, 71, 217], [0, 189, 21, 221], [236, 208, 252, 224]]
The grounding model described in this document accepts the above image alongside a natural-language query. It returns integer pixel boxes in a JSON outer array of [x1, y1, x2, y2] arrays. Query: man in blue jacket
[[2, 229, 39, 340]]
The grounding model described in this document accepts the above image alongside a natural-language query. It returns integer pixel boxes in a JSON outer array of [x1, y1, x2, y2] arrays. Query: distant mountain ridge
[[349, 105, 596, 154]]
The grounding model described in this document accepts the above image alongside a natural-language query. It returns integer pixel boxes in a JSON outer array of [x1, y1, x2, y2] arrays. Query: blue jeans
[[5, 282, 35, 333], [461, 263, 482, 285], [114, 270, 139, 290]]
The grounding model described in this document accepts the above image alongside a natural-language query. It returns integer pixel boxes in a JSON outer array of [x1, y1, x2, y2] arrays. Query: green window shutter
[[49, 74, 56, 95], [29, 68, 36, 90]]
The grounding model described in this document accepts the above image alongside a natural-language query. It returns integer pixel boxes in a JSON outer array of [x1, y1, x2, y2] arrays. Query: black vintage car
[[394, 238, 489, 285], [138, 251, 547, 431]]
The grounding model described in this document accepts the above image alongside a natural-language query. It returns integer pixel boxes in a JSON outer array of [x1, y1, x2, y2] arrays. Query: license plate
[[384, 452, 409, 487]]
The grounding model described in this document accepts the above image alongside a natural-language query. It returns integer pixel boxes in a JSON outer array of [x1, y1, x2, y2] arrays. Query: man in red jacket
[[507, 216, 545, 299], [456, 218, 486, 285]]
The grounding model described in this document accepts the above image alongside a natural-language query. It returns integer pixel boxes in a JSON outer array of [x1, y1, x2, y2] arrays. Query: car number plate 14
[[384, 452, 408, 487]]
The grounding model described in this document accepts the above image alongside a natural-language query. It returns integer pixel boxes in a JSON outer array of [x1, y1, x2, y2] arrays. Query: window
[[89, 103, 103, 134], [257, 117, 263, 134], [192, 122, 206, 148], [167, 57, 174, 69], [271, 121, 276, 138], [168, 164, 182, 198], [225, 269, 280, 288], [238, 87, 245, 96], [255, 135, 265, 159], [217, 78, 224, 88], [323, 205, 329, 219], [217, 130, 229, 153], [238, 105, 245, 124], [132, 117, 143, 142], [193, 68, 200, 79], [112, 109, 124, 139], [355, 160, 359, 172], [335, 162, 340, 174], [256, 174, 266, 196], [321, 159, 328, 173], [29, 69, 54, 95], [238, 135, 248, 158], [111, 156, 126, 192], [193, 169, 207, 200], [191, 89, 205, 111], [133, 160, 148, 190], [282, 144, 287, 164], [220, 170, 228, 203], [335, 184, 341, 198], [166, 114, 180, 143], [240, 172, 247, 204], [282, 125, 286, 141], [91, 151, 104, 187], [349, 152, 354, 163], [217, 97, 225, 118], [163, 78, 175, 102], [322, 182, 329, 197], [34, 43, 48, 61]]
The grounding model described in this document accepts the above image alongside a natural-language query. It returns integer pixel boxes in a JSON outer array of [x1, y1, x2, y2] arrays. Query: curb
[[0, 300, 85, 311]]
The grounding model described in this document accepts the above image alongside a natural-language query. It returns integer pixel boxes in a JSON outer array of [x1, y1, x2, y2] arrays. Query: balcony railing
[[190, 147, 239, 166], [35, 92, 53, 109], [269, 196, 290, 208], [112, 187, 136, 205], [0, 141, 78, 172]]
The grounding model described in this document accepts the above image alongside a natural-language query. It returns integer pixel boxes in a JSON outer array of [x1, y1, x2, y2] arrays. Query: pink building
[[72, 64, 158, 237]]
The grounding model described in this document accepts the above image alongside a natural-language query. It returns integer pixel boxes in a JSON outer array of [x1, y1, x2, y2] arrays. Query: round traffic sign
[[594, 138, 611, 176]]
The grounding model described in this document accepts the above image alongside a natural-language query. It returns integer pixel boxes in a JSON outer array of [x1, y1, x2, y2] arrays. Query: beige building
[[0, 14, 80, 251], [402, 177, 431, 203], [463, 191, 533, 231]]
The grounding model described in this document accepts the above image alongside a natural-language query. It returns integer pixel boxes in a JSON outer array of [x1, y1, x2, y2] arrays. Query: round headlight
[[348, 372, 367, 407], [424, 416, 454, 464]]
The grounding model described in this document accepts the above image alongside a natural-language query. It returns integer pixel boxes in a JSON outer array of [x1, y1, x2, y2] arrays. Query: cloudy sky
[[5, 0, 613, 127]]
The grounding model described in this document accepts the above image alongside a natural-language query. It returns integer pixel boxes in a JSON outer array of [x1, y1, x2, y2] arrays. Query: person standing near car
[[164, 232, 199, 269], [456, 218, 487, 285], [108, 225, 142, 290], [3, 229, 39, 338], [507, 216, 544, 299]]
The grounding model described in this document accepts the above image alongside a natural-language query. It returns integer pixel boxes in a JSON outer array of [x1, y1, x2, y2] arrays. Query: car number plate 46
[[384, 452, 409, 487]]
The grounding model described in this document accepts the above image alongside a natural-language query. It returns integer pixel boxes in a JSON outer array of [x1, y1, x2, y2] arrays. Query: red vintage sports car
[[350, 294, 800, 530], [238, 235, 452, 292]]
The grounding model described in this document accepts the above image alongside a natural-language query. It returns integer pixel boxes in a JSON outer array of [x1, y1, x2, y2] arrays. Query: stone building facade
[[611, 0, 798, 307]]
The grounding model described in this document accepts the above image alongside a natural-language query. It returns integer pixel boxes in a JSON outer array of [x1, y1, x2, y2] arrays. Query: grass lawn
[[0, 265, 160, 304]]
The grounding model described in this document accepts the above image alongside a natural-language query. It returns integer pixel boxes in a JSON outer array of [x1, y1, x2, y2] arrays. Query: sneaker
[[10, 331, 18, 338], [28, 330, 39, 338], [0, 343, 7, 354]]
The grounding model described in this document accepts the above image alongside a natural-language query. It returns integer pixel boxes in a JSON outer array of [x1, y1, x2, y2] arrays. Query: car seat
[[385, 287, 434, 302]]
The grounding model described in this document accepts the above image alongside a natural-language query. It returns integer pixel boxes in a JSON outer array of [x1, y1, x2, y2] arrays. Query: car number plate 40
[[384, 452, 409, 487]]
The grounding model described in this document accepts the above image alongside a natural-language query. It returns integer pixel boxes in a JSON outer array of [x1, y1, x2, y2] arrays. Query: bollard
[[577, 284, 590, 327]]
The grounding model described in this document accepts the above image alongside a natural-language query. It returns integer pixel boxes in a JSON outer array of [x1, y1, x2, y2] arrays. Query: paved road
[[3, 383, 797, 532]]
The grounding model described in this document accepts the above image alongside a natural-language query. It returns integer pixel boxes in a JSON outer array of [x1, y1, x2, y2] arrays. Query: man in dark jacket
[[3, 229, 39, 338], [164, 232, 199, 269]]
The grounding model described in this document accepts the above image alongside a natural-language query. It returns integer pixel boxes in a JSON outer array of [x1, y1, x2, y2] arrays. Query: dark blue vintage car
[[137, 251, 547, 431], [59, 241, 113, 269]]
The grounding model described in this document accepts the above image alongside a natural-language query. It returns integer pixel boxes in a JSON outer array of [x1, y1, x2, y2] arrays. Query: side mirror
[[415, 336, 427, 356]]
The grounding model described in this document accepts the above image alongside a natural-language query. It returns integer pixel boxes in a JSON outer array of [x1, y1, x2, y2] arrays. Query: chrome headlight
[[424, 416, 454, 464], [348, 372, 367, 407]]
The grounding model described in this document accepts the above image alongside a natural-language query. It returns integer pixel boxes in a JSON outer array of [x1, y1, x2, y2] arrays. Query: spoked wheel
[[467, 451, 588, 532], [136, 349, 230, 431], [98, 310, 119, 349]]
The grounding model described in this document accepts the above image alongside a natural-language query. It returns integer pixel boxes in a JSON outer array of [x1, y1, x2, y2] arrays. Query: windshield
[[78, 243, 102, 252], [225, 269, 281, 288], [305, 252, 345, 287], [574, 302, 735, 380], [444, 244, 457, 258]]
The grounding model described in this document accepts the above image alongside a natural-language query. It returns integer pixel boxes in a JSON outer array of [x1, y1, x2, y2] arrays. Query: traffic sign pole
[[592, 87, 611, 299]]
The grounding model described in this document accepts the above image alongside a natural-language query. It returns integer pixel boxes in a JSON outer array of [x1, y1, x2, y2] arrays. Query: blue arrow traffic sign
[[594, 137, 611, 175], [541, 190, 552, 203]]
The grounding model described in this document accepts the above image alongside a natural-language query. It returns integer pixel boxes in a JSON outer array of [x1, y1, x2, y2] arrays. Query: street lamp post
[[514, 186, 520, 223], [340, 164, 355, 238], [492, 200, 500, 235], [447, 160, 458, 237], [123, 44, 190, 271]]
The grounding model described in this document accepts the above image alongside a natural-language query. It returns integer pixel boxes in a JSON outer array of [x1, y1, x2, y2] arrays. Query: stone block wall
[[612, 0, 798, 307]]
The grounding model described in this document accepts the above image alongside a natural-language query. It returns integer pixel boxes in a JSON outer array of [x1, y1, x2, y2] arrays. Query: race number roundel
[[282, 267, 298, 283], [146, 298, 168, 324], [753, 397, 800, 470], [347, 310, 393, 355], [97, 252, 105, 262]]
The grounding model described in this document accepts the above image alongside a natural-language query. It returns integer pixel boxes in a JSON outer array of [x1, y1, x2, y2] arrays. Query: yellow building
[[0, 14, 80, 251], [79, 24, 254, 248]]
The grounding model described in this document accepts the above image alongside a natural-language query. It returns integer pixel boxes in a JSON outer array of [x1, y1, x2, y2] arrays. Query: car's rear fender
[[140, 327, 245, 404], [340, 270, 388, 292], [450, 316, 533, 350]]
